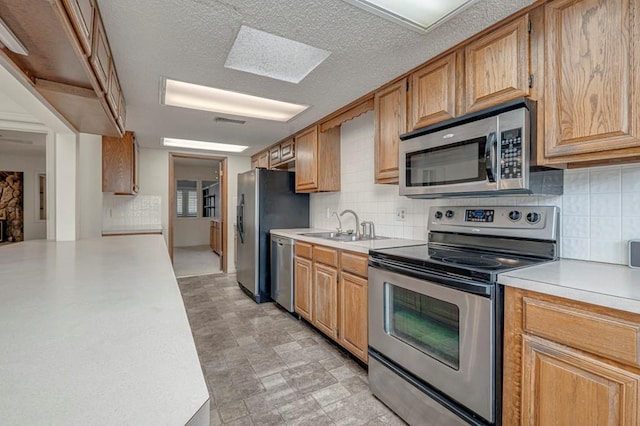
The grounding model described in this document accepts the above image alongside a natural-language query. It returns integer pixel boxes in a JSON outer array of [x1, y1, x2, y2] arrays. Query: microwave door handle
[[485, 132, 497, 183]]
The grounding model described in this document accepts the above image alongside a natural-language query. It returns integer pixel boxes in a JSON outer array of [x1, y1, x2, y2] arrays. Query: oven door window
[[384, 283, 460, 370], [405, 136, 487, 187]]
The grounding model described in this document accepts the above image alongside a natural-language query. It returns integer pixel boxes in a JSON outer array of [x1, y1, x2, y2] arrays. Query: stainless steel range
[[368, 205, 559, 426]]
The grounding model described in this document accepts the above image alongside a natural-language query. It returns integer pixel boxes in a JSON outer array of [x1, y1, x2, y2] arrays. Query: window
[[176, 180, 198, 218]]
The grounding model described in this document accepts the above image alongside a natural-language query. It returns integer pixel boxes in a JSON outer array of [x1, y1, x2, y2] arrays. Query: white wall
[[173, 163, 218, 247], [77, 133, 102, 239], [310, 111, 640, 266], [0, 152, 46, 240], [138, 148, 251, 272]]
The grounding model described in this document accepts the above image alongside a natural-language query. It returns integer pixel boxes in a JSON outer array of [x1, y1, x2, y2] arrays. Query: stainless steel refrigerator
[[236, 169, 309, 303]]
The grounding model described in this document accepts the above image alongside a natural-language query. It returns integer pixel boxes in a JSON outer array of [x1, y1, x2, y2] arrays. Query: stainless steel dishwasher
[[270, 235, 295, 312]]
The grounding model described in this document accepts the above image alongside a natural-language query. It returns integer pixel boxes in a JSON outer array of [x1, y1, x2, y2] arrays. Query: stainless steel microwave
[[399, 98, 563, 198]]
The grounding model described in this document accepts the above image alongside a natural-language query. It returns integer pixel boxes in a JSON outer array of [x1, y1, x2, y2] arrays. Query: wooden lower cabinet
[[294, 256, 313, 322], [313, 262, 339, 340], [503, 287, 640, 425], [340, 271, 368, 362], [293, 243, 369, 363], [209, 219, 221, 255]]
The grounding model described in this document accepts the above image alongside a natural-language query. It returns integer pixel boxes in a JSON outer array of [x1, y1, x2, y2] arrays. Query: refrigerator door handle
[[237, 194, 245, 243]]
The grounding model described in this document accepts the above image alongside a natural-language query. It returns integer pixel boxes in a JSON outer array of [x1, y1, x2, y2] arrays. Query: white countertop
[[270, 228, 426, 254], [499, 259, 640, 314], [101, 224, 163, 235], [0, 236, 209, 425]]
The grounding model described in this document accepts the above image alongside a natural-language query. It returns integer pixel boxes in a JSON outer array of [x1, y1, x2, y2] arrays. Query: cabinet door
[[62, 0, 95, 55], [313, 262, 339, 340], [102, 131, 135, 194], [464, 16, 530, 113], [280, 138, 295, 162], [522, 335, 640, 425], [251, 157, 259, 169], [210, 223, 215, 251], [543, 0, 640, 162], [295, 127, 319, 192], [269, 146, 281, 167], [374, 79, 407, 184], [106, 63, 121, 116], [340, 271, 368, 362], [410, 53, 457, 130], [294, 256, 313, 321], [258, 151, 269, 168], [90, 12, 111, 93]]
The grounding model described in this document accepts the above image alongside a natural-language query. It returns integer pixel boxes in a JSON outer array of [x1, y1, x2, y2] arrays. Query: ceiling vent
[[214, 117, 246, 125]]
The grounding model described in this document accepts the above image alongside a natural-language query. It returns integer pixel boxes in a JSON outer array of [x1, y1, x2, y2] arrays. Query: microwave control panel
[[500, 128, 522, 180]]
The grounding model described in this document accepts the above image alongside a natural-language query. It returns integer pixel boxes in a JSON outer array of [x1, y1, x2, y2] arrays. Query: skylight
[[161, 78, 308, 122], [162, 137, 248, 153], [342, 0, 477, 33], [224, 26, 331, 84]]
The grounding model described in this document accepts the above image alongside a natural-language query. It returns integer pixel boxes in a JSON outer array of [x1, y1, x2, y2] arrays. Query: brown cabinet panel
[[522, 335, 640, 425], [340, 271, 368, 362], [410, 53, 457, 130], [280, 138, 295, 162], [313, 245, 338, 268], [340, 251, 368, 278], [464, 16, 530, 113], [295, 127, 318, 191], [62, 0, 95, 55], [313, 262, 339, 340], [295, 241, 313, 259], [102, 131, 138, 194], [269, 146, 281, 166], [543, 0, 640, 163], [89, 12, 111, 93], [374, 79, 407, 184], [106, 62, 121, 116], [294, 256, 313, 321]]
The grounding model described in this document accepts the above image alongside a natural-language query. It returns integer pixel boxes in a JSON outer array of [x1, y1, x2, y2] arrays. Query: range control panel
[[429, 206, 559, 240], [500, 127, 523, 180]]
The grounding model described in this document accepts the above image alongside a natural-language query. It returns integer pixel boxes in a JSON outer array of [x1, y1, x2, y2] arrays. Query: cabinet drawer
[[341, 251, 368, 278], [523, 297, 640, 367], [313, 245, 338, 267], [295, 241, 313, 259]]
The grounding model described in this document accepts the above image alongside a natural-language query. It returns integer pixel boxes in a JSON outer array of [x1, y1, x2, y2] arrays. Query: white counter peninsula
[[0, 235, 209, 426]]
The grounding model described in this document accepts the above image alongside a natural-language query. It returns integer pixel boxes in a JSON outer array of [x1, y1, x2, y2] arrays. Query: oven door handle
[[485, 132, 497, 183], [369, 258, 493, 297]]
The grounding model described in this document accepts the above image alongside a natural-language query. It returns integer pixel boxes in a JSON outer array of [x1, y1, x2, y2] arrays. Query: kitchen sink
[[300, 232, 389, 242]]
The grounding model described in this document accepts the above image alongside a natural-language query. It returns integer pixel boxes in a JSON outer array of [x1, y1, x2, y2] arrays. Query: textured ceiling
[[96, 0, 536, 156]]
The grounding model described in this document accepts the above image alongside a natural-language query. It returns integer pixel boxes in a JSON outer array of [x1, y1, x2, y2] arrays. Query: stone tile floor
[[177, 273, 407, 426]]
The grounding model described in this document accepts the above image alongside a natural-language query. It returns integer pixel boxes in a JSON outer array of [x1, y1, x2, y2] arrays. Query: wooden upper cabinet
[[295, 126, 340, 193], [279, 138, 295, 162], [250, 151, 269, 169], [543, 0, 640, 164], [62, 0, 95, 56], [90, 12, 111, 93], [374, 79, 407, 184], [106, 63, 122, 117], [464, 15, 530, 113], [102, 131, 138, 195], [269, 145, 281, 166], [410, 53, 458, 130]]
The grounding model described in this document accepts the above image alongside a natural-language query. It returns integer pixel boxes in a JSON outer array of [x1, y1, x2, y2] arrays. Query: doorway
[[169, 153, 228, 277], [0, 129, 48, 244]]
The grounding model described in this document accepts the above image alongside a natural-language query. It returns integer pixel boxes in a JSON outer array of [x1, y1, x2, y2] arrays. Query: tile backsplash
[[102, 194, 162, 230], [310, 111, 640, 266]]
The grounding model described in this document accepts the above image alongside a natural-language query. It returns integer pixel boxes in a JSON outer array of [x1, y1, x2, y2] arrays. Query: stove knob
[[526, 212, 540, 224], [434, 211, 443, 219], [445, 210, 454, 219], [508, 210, 522, 221]]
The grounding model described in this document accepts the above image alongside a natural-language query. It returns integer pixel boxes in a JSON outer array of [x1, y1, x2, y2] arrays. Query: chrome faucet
[[339, 209, 360, 238], [361, 221, 376, 239], [332, 211, 342, 234]]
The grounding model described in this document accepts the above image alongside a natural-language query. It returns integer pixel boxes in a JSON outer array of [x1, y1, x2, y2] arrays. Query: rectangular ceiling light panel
[[162, 78, 308, 122], [162, 137, 248, 153], [343, 0, 477, 33], [224, 26, 331, 84]]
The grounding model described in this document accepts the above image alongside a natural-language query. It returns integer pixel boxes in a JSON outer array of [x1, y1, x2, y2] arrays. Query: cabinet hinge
[[528, 19, 532, 33], [528, 74, 534, 88]]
